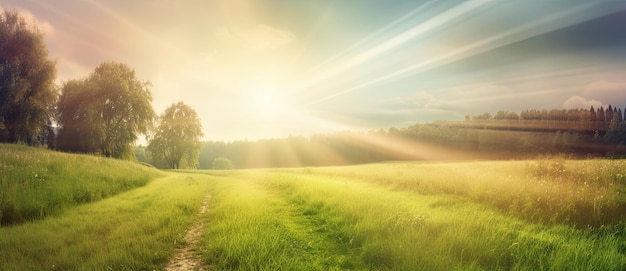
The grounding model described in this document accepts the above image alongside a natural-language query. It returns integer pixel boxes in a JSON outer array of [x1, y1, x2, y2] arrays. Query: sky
[[3, 0, 626, 141]]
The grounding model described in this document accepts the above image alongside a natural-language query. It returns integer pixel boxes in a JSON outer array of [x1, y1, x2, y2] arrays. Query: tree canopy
[[56, 62, 155, 158], [148, 102, 203, 169], [0, 10, 57, 144]]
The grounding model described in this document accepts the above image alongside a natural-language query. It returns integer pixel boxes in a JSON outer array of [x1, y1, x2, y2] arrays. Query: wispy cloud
[[448, 84, 513, 100], [219, 24, 293, 51], [583, 80, 626, 106], [213, 24, 295, 55]]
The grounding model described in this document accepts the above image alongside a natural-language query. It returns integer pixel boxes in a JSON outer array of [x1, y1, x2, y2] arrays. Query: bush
[[212, 157, 234, 170]]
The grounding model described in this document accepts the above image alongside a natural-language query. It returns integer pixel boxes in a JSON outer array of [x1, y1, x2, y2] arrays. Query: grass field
[[1, 145, 626, 270], [0, 144, 162, 225], [198, 163, 626, 270], [0, 173, 214, 270]]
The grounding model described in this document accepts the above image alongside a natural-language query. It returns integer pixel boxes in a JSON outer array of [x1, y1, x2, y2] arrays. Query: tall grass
[[267, 172, 626, 270], [301, 159, 626, 226], [0, 173, 214, 270], [200, 173, 361, 270], [0, 144, 162, 225], [198, 161, 626, 270]]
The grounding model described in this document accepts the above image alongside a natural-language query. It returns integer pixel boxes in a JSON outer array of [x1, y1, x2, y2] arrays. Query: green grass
[[302, 159, 626, 226], [1, 146, 625, 270], [198, 172, 361, 270], [196, 161, 626, 270], [0, 173, 215, 270], [0, 144, 162, 225]]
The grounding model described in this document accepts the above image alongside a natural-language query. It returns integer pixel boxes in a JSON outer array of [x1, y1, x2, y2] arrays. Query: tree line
[[196, 106, 626, 169], [467, 106, 625, 133], [0, 10, 202, 168]]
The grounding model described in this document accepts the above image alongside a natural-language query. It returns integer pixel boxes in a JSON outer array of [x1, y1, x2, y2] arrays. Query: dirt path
[[164, 193, 211, 271]]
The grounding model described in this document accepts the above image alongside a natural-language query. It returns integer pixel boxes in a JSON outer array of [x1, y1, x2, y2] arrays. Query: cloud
[[385, 92, 444, 110], [247, 24, 295, 50], [449, 83, 513, 99], [383, 83, 515, 117], [561, 79, 626, 110], [583, 80, 626, 106], [562, 96, 604, 109], [214, 24, 295, 54]]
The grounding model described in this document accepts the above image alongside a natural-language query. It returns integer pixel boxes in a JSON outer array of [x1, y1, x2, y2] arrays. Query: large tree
[[57, 62, 155, 158], [0, 10, 57, 144], [148, 102, 203, 169], [56, 78, 99, 153]]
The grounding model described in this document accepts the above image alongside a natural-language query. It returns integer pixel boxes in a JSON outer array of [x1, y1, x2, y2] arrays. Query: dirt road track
[[164, 193, 211, 271]]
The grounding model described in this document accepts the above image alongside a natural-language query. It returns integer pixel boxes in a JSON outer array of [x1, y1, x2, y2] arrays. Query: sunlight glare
[[262, 94, 273, 105], [253, 85, 293, 119]]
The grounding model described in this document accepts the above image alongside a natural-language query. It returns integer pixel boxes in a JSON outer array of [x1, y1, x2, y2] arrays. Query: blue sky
[[4, 0, 626, 141]]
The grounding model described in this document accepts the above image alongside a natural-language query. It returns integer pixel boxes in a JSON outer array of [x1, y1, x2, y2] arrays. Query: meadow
[[1, 145, 626, 270], [0, 144, 161, 225], [0, 173, 214, 270], [198, 161, 626, 270]]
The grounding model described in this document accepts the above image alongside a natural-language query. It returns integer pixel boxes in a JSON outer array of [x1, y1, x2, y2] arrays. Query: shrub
[[212, 157, 234, 170]]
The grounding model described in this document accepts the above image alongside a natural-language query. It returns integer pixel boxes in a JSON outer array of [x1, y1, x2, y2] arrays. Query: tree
[[472, 112, 492, 120], [494, 110, 508, 120], [147, 102, 203, 169], [598, 107, 606, 127], [590, 106, 597, 128], [56, 62, 155, 158], [0, 10, 57, 144], [589, 106, 596, 120], [56, 78, 103, 153], [604, 111, 625, 145]]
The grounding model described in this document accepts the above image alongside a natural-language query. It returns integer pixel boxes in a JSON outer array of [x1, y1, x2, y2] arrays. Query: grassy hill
[[0, 144, 162, 225]]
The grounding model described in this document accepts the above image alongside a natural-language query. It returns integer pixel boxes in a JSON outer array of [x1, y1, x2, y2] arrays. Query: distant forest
[[170, 105, 626, 169]]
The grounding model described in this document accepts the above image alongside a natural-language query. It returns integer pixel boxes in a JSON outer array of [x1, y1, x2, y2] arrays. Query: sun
[[242, 83, 347, 137], [252, 84, 314, 129], [252, 86, 288, 116], [262, 94, 273, 105]]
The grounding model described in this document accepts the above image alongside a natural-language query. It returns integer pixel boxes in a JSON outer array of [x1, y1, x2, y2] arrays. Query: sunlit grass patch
[[199, 162, 626, 270], [0, 173, 213, 270], [199, 172, 358, 270], [0, 144, 162, 225], [301, 160, 626, 227], [269, 172, 626, 270]]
